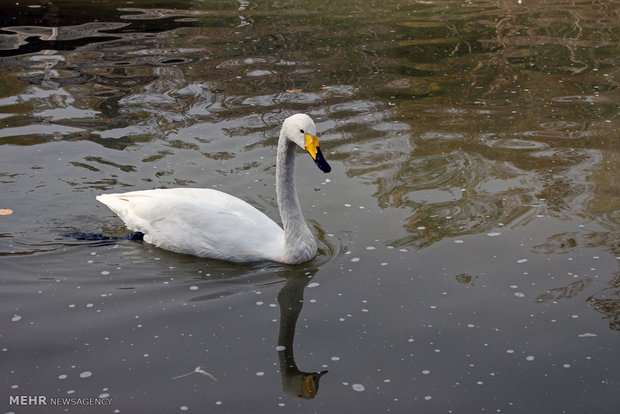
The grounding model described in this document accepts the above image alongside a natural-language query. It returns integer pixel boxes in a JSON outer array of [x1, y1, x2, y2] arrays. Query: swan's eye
[[300, 129, 305, 134]]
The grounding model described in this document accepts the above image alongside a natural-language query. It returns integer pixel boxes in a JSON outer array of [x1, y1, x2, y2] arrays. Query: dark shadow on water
[[184, 259, 331, 399]]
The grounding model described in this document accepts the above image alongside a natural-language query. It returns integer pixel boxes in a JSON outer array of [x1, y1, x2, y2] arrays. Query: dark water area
[[1, 1, 619, 413]]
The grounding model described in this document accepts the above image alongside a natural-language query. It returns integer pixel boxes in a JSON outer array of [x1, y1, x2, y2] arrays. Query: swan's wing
[[97, 189, 285, 262]]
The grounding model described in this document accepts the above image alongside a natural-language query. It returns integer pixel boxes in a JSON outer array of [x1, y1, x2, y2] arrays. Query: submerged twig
[[172, 366, 218, 382]]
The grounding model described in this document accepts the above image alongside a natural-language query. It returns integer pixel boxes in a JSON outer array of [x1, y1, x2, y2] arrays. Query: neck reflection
[[276, 268, 328, 399]]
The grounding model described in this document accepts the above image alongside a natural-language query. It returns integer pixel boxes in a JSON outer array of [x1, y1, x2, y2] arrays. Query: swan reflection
[[276, 269, 328, 399]]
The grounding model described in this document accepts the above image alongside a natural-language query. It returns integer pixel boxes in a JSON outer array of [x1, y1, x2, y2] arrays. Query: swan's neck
[[276, 137, 317, 264]]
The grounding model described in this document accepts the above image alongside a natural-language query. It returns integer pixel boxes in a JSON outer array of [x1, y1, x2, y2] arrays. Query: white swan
[[96, 113, 331, 264]]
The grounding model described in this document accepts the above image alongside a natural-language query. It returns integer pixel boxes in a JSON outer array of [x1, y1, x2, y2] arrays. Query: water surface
[[1, 1, 619, 413]]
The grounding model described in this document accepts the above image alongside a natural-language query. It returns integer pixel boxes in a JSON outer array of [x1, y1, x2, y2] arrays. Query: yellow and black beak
[[304, 134, 331, 173], [299, 370, 328, 399]]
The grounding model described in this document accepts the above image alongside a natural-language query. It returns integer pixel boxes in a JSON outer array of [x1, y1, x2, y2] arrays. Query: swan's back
[[97, 188, 286, 263]]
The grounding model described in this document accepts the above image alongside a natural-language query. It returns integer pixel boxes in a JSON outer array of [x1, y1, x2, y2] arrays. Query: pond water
[[1, 0, 619, 413]]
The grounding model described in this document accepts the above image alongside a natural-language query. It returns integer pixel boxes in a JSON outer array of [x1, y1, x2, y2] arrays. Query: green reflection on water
[[1, 0, 618, 249]]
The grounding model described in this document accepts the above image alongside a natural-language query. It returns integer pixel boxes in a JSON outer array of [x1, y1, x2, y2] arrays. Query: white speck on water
[[99, 393, 110, 398], [424, 395, 432, 401], [87, 260, 94, 264], [514, 292, 525, 298], [352, 383, 365, 392], [526, 355, 535, 361], [571, 314, 579, 319], [256, 301, 264, 306], [454, 239, 464, 244], [408, 338, 415, 343], [344, 203, 351, 207], [256, 371, 265, 376], [380, 262, 388, 266], [278, 402, 286, 407], [307, 282, 320, 288], [578, 333, 597, 338], [351, 257, 360, 262], [11, 315, 21, 322], [58, 374, 68, 380], [79, 371, 92, 378], [331, 356, 340, 361], [487, 232, 502, 237], [399, 248, 408, 252], [86, 303, 94, 308], [366, 246, 376, 250], [506, 349, 515, 354], [517, 259, 528, 263], [189, 286, 199, 291], [101, 270, 110, 275], [67, 390, 75, 394], [143, 354, 149, 358], [510, 285, 518, 289], [417, 226, 426, 230], [275, 345, 286, 351], [467, 323, 475, 328], [68, 304, 75, 308], [215, 401, 222, 406], [180, 406, 188, 411], [422, 370, 430, 375], [563, 364, 571, 368]]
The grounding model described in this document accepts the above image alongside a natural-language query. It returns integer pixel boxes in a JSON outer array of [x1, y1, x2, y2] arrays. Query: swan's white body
[[97, 114, 331, 264], [97, 188, 287, 262]]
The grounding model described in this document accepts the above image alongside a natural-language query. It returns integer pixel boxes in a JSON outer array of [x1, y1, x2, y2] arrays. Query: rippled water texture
[[1, 1, 619, 413]]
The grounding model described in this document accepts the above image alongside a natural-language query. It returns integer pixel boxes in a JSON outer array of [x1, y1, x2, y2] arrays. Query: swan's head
[[282, 114, 331, 173]]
